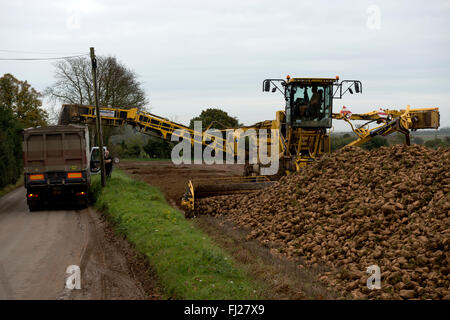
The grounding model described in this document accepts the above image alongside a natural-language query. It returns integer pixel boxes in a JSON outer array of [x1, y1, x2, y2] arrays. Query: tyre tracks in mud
[[0, 187, 161, 300], [66, 207, 161, 300]]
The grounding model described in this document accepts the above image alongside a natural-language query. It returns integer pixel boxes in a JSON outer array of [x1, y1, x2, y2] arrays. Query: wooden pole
[[90, 47, 106, 187]]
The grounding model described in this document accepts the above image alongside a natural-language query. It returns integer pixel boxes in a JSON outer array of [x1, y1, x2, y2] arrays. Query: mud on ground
[[0, 187, 162, 300], [67, 208, 163, 300], [119, 160, 335, 299], [119, 161, 244, 207]]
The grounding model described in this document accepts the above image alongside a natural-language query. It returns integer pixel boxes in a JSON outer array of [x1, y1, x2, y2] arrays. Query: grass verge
[[91, 169, 264, 299], [0, 175, 24, 198]]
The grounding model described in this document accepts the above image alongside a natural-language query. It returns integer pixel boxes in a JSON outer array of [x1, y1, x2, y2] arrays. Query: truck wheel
[[78, 197, 89, 209], [83, 197, 89, 208], [28, 203, 40, 212]]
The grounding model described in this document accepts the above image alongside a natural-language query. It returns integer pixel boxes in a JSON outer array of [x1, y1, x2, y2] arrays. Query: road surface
[[0, 187, 160, 300]]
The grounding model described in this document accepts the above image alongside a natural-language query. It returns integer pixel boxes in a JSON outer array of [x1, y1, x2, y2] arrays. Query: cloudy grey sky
[[1, 0, 449, 131]]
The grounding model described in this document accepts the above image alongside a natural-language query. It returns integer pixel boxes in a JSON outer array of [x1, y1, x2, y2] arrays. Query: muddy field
[[119, 160, 338, 299], [119, 160, 245, 207], [120, 145, 450, 300]]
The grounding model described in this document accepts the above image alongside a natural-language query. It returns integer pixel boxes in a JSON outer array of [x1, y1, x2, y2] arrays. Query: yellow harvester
[[58, 75, 440, 211]]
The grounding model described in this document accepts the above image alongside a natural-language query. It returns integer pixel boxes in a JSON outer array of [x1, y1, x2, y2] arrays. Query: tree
[[331, 134, 355, 151], [424, 138, 448, 149], [388, 132, 407, 145], [143, 137, 174, 159], [45, 56, 148, 110], [413, 136, 424, 145], [189, 108, 239, 130], [46, 56, 148, 146], [331, 134, 388, 151], [0, 106, 23, 187], [361, 136, 389, 150], [0, 73, 48, 128]]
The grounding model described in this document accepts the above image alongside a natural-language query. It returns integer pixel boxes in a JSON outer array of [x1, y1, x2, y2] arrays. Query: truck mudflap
[[26, 184, 89, 211]]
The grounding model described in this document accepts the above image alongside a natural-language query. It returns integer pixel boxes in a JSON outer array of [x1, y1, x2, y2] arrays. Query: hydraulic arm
[[332, 106, 440, 147]]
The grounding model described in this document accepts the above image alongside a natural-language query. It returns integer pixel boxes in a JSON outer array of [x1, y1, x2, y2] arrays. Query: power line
[[0, 49, 87, 55], [0, 54, 89, 61]]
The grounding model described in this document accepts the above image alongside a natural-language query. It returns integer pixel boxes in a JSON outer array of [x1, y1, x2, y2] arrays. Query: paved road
[[0, 187, 156, 300]]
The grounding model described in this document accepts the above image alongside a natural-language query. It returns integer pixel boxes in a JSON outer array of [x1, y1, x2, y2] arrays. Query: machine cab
[[285, 78, 336, 128], [263, 76, 361, 130]]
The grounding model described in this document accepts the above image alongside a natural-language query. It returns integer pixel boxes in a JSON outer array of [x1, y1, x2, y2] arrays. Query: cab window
[[288, 84, 332, 128]]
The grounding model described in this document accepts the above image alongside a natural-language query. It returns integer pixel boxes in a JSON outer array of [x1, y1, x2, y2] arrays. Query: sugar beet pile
[[195, 145, 450, 299]]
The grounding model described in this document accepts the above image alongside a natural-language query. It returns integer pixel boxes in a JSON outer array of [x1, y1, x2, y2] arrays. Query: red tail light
[[76, 191, 86, 196], [28, 193, 38, 198]]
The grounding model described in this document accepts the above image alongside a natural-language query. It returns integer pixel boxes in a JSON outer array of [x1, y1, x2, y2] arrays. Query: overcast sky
[[1, 0, 449, 131]]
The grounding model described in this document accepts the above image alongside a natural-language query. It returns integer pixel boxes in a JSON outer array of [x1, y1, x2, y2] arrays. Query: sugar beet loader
[[58, 75, 440, 211]]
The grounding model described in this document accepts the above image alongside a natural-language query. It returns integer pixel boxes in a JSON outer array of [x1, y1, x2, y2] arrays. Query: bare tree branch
[[45, 55, 149, 110]]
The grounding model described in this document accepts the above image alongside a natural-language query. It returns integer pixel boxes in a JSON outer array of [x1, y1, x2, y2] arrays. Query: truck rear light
[[76, 191, 86, 196], [29, 174, 44, 181], [67, 172, 82, 179], [28, 193, 38, 198]]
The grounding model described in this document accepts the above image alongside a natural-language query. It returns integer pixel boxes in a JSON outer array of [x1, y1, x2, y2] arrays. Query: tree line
[[1, 55, 241, 188], [331, 131, 450, 151], [0, 73, 48, 188]]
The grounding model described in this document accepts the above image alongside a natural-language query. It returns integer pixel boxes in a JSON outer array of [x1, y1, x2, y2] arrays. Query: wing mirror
[[355, 82, 360, 93], [90, 160, 100, 173], [263, 80, 271, 92]]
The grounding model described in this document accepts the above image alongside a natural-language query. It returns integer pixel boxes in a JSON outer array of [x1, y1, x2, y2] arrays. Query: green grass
[[0, 175, 24, 198], [91, 170, 263, 299]]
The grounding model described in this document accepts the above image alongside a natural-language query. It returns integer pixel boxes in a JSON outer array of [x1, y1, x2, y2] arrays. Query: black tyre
[[82, 196, 89, 208], [77, 196, 89, 209], [28, 203, 40, 212]]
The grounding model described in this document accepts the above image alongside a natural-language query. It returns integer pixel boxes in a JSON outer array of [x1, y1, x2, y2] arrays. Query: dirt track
[[0, 187, 160, 300], [0, 161, 245, 300]]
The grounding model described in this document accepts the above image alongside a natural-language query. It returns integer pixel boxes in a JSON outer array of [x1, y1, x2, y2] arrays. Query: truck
[[22, 125, 91, 211]]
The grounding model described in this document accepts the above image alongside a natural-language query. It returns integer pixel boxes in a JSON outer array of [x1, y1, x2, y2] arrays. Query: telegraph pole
[[90, 47, 106, 187]]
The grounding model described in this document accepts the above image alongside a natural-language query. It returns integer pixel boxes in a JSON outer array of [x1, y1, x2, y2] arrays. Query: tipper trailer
[[23, 125, 91, 211]]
